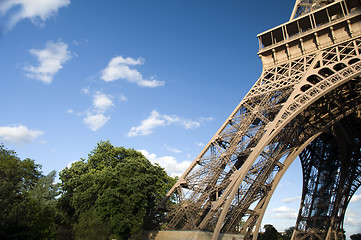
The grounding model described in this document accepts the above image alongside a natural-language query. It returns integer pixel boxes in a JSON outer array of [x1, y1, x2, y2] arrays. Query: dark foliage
[[351, 233, 361, 240], [0, 144, 59, 240]]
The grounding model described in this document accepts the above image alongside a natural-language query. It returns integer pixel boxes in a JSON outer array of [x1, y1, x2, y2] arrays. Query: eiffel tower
[[146, 0, 361, 239]]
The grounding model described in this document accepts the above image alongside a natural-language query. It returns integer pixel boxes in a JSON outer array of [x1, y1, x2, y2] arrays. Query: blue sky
[[0, 0, 360, 237]]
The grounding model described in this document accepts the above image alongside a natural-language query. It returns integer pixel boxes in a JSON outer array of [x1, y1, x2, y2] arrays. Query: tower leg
[[293, 114, 361, 240]]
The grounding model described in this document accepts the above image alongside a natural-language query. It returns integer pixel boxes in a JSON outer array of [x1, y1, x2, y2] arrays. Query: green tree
[[0, 144, 59, 240], [73, 207, 110, 240], [281, 226, 295, 240], [59, 141, 176, 240], [259, 224, 280, 240], [351, 233, 361, 240]]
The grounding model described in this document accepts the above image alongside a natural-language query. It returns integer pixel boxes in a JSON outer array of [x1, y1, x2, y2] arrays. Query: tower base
[[142, 230, 244, 240]]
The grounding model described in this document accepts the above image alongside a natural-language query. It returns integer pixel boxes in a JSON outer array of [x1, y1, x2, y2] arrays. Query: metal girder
[[293, 114, 361, 240], [146, 1, 361, 240], [290, 0, 338, 20]]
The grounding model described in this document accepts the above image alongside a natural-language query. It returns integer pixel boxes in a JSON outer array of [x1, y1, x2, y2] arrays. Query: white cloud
[[128, 110, 165, 137], [200, 117, 214, 122], [72, 39, 88, 46], [272, 206, 295, 213], [81, 86, 90, 95], [350, 194, 361, 203], [165, 145, 182, 153], [101, 56, 164, 87], [93, 91, 114, 113], [282, 196, 301, 203], [271, 206, 298, 219], [0, 125, 43, 146], [66, 160, 80, 168], [24, 40, 72, 83], [0, 0, 70, 30], [196, 142, 205, 147], [82, 91, 114, 131], [119, 93, 128, 102], [69, 90, 114, 131], [139, 149, 191, 177], [273, 212, 298, 219], [180, 119, 201, 129], [83, 113, 110, 131], [128, 110, 203, 137], [345, 209, 361, 226], [67, 109, 82, 116]]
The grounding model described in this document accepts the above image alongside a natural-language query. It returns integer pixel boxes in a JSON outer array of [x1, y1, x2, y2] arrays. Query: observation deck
[[257, 0, 361, 67]]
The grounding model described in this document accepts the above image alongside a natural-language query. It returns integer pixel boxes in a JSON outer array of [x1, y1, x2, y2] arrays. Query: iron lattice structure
[[295, 114, 361, 239], [147, 1, 361, 240]]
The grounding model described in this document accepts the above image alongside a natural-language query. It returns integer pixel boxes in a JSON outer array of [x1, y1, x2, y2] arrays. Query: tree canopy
[[281, 226, 295, 240], [0, 144, 59, 240], [258, 224, 280, 240], [58, 141, 176, 239], [351, 233, 361, 240]]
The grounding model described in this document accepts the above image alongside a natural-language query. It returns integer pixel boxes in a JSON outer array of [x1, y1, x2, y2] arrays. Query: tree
[[281, 226, 295, 240], [351, 233, 361, 240], [72, 207, 110, 240], [59, 141, 176, 239], [258, 224, 280, 240], [0, 144, 59, 240]]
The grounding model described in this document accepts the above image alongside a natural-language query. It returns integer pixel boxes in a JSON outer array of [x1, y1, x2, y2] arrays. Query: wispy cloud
[[200, 117, 213, 122], [119, 93, 128, 102], [165, 145, 182, 153], [139, 149, 191, 177], [68, 91, 114, 131], [66, 109, 82, 116], [83, 92, 114, 131], [282, 196, 301, 203], [271, 206, 298, 219], [350, 194, 361, 203], [24, 40, 72, 84], [272, 206, 295, 213], [0, 0, 70, 31], [345, 209, 361, 226], [0, 125, 43, 146], [101, 56, 164, 87], [81, 86, 90, 95], [196, 142, 205, 147], [66, 160, 80, 168], [128, 110, 204, 137]]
